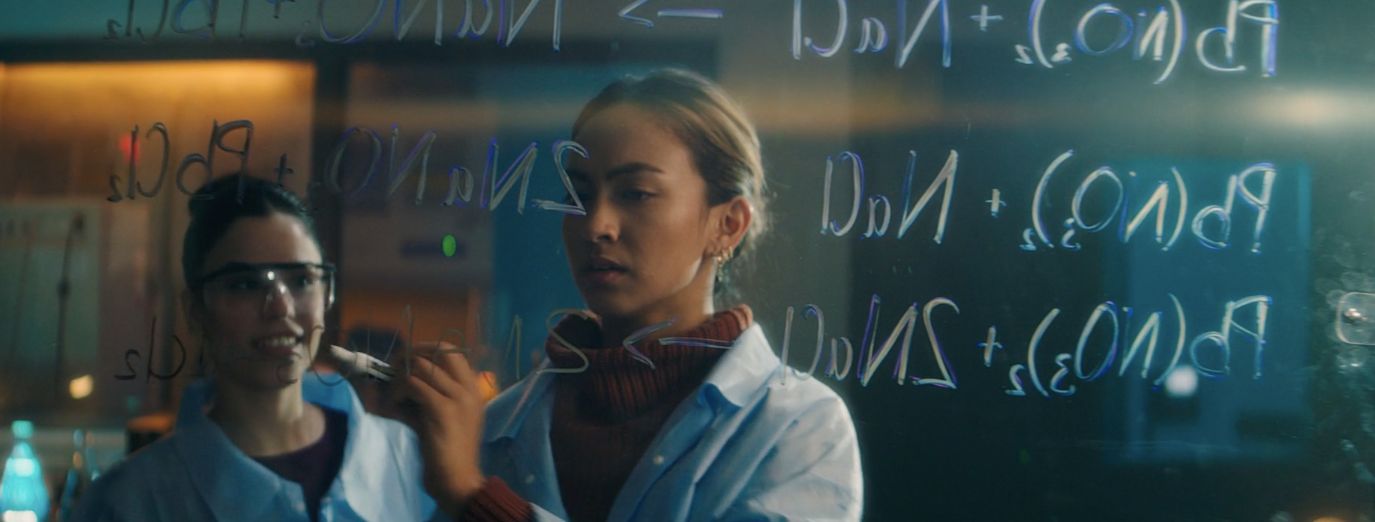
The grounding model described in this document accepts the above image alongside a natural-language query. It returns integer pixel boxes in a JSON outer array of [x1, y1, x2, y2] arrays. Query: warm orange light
[[478, 371, 499, 403], [1, 59, 317, 198], [68, 374, 94, 400], [2, 60, 314, 145], [1312, 517, 1346, 522], [7, 60, 311, 98]]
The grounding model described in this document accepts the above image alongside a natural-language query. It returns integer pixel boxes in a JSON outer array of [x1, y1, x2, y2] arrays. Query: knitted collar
[[544, 306, 752, 420]]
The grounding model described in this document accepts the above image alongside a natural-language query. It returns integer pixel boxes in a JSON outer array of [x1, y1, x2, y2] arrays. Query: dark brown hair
[[181, 174, 319, 294]]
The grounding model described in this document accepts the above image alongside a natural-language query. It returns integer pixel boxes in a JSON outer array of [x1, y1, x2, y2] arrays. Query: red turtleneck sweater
[[463, 306, 752, 522]]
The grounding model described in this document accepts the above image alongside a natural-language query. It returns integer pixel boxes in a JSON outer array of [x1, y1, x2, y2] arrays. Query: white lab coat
[[73, 376, 437, 521], [482, 323, 865, 521]]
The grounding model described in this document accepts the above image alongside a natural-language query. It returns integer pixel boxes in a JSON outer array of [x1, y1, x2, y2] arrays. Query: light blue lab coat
[[73, 376, 437, 521], [482, 323, 864, 521]]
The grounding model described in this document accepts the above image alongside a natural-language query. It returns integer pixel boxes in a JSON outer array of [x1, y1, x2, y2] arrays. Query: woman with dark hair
[[75, 174, 436, 521], [405, 69, 863, 521]]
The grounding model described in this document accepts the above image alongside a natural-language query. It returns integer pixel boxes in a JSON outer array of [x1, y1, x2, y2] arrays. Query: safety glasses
[[196, 262, 336, 314]]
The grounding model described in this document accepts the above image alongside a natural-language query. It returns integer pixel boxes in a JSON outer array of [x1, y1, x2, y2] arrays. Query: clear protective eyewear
[[196, 262, 336, 313]]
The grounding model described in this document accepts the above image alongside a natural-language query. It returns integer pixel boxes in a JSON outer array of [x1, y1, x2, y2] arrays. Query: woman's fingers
[[408, 355, 461, 399], [404, 372, 448, 412], [432, 347, 479, 392], [384, 341, 455, 376], [395, 344, 488, 514], [410, 342, 480, 392], [392, 342, 485, 426], [410, 341, 462, 362]]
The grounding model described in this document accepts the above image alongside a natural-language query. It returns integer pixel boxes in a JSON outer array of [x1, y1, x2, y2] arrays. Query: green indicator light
[[442, 235, 457, 257]]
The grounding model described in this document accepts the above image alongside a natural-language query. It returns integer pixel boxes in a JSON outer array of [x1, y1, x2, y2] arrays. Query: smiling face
[[563, 103, 728, 331], [193, 212, 326, 391]]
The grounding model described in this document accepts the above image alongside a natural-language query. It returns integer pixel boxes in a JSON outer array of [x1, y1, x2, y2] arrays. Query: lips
[[581, 256, 628, 286], [252, 333, 303, 358]]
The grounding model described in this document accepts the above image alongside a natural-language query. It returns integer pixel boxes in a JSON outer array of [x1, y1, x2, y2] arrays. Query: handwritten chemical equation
[[1019, 151, 1275, 253], [101, 0, 1279, 84], [103, 120, 1283, 254], [775, 292, 1270, 397], [818, 148, 1278, 253], [103, 120, 587, 215], [110, 294, 1272, 400], [793, 0, 1277, 84], [457, 292, 1267, 401]]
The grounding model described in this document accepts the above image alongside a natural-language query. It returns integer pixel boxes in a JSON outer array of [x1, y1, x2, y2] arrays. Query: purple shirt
[[253, 407, 348, 522]]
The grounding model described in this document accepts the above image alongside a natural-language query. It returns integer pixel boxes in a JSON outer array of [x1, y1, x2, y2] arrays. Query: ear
[[711, 196, 752, 255]]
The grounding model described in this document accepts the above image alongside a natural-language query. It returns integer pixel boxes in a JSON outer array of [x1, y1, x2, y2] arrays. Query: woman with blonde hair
[[405, 69, 863, 521]]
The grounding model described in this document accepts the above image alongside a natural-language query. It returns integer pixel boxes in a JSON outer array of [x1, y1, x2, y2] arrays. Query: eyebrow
[[566, 162, 664, 182]]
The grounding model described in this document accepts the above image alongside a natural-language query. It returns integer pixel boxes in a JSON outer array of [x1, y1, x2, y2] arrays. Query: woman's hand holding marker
[[398, 342, 488, 517]]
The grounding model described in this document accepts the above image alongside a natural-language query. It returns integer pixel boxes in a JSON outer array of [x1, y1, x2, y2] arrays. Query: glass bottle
[[0, 420, 50, 522], [56, 430, 97, 522]]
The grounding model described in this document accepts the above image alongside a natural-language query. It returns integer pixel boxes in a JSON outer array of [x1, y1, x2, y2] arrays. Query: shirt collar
[[484, 361, 557, 444], [173, 378, 302, 521], [699, 323, 780, 408], [172, 375, 388, 521]]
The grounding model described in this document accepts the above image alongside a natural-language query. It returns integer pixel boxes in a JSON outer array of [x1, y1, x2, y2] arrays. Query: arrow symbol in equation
[[620, 1, 724, 28]]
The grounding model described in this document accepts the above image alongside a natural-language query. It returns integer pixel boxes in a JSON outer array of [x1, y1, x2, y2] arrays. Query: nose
[[259, 278, 295, 318], [577, 196, 619, 244]]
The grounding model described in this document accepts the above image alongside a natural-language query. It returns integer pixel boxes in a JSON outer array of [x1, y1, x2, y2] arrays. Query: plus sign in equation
[[814, 149, 1280, 255], [791, 0, 1280, 84], [102, 0, 1279, 84], [775, 293, 1271, 398]]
